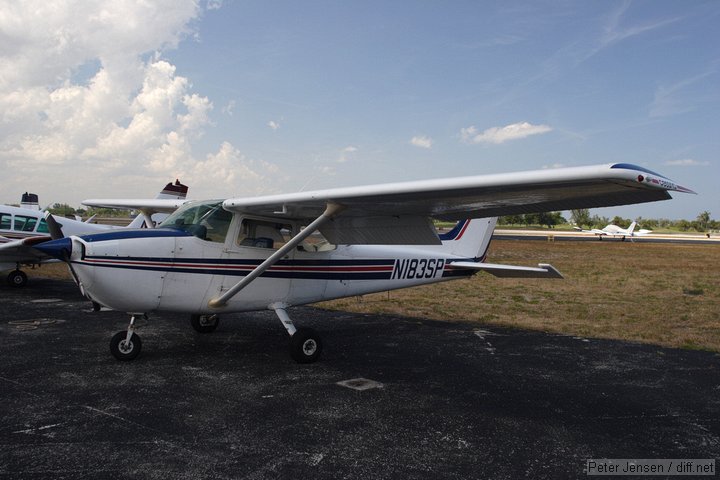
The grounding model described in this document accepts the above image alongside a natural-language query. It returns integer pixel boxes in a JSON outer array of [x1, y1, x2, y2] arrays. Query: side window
[[299, 227, 336, 252], [0, 213, 11, 230], [14, 215, 38, 232], [237, 219, 292, 249]]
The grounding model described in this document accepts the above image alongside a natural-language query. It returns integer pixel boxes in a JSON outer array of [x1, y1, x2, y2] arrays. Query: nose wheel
[[110, 314, 144, 361]]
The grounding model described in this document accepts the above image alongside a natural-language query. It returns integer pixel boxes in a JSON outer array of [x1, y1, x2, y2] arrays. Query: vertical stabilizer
[[157, 179, 189, 200], [20, 192, 40, 211], [626, 221, 637, 235], [439, 217, 497, 260]]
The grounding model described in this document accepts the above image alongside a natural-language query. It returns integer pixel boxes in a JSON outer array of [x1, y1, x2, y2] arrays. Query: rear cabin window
[[298, 228, 336, 252]]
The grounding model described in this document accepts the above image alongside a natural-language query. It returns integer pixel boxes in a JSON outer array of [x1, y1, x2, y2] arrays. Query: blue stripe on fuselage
[[78, 227, 192, 243]]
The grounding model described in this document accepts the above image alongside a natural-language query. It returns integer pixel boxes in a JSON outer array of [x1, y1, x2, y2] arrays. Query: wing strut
[[208, 203, 346, 309], [140, 209, 155, 228]]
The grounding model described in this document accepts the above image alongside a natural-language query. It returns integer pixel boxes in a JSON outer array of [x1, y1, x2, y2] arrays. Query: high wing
[[222, 163, 693, 245], [82, 179, 189, 228], [224, 163, 692, 220], [81, 199, 189, 213], [82, 198, 190, 228]]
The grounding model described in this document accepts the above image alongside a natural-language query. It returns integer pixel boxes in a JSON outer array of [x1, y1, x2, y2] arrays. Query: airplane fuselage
[[63, 228, 477, 314]]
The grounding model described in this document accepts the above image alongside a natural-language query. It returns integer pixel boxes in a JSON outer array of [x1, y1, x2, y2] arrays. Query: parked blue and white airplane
[[35, 163, 693, 363], [0, 180, 189, 286]]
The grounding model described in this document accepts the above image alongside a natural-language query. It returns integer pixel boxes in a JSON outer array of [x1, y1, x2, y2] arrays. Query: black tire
[[190, 314, 219, 333], [290, 328, 322, 364], [110, 331, 142, 361], [7, 270, 28, 288]]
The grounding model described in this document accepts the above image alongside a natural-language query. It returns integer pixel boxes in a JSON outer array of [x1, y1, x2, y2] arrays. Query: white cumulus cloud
[[338, 145, 358, 163], [410, 135, 432, 149], [180, 141, 280, 194], [0, 0, 273, 203], [460, 122, 552, 144]]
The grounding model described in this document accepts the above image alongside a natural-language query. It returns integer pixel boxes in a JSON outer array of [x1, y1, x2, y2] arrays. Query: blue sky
[[1, 0, 718, 220]]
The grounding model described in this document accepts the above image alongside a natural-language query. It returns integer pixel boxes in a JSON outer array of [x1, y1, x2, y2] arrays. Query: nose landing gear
[[110, 314, 145, 361]]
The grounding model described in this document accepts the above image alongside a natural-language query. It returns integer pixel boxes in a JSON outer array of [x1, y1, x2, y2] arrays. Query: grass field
[[26, 239, 720, 351], [320, 240, 720, 351]]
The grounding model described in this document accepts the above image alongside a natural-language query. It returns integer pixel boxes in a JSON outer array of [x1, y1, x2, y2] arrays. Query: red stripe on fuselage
[[80, 257, 394, 273]]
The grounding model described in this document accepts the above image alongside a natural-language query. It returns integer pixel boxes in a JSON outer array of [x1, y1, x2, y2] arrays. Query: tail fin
[[627, 221, 637, 235], [20, 192, 40, 210], [438, 217, 497, 260], [156, 179, 189, 200]]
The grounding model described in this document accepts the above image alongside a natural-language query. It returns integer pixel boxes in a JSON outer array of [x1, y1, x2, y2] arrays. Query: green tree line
[[46, 203, 132, 218], [498, 209, 717, 233]]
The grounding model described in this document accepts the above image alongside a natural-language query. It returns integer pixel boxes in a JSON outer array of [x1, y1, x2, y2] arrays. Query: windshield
[[159, 200, 232, 243]]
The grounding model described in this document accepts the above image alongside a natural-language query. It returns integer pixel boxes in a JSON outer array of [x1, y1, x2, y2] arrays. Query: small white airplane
[[573, 221, 652, 241], [35, 163, 693, 363], [0, 180, 189, 287]]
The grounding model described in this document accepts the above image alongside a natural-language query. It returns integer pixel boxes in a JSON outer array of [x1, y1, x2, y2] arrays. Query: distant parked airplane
[[0, 180, 189, 286], [573, 221, 652, 241]]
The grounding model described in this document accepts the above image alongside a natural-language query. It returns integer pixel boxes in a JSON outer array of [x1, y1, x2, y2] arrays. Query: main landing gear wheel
[[7, 270, 27, 288], [110, 331, 142, 361], [290, 327, 323, 364], [190, 314, 219, 333]]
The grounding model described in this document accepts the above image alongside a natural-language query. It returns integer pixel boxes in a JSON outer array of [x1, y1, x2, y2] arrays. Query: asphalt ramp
[[1, 278, 719, 479]]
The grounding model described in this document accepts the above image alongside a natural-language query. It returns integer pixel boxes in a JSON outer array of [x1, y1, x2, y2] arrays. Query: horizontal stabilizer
[[448, 261, 563, 279]]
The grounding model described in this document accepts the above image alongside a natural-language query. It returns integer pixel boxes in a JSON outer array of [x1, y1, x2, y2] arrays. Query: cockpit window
[[159, 200, 232, 243], [0, 213, 11, 230], [37, 219, 50, 233]]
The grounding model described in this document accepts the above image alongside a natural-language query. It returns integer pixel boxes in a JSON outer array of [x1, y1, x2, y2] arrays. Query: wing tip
[[609, 163, 695, 194]]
